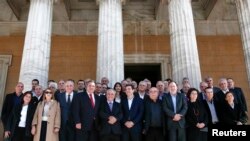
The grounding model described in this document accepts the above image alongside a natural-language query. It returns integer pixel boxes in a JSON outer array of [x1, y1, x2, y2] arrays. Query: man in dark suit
[[198, 81, 208, 101], [1, 82, 24, 129], [99, 89, 123, 141], [162, 81, 188, 141], [57, 80, 77, 141], [134, 81, 149, 101], [121, 84, 144, 141], [73, 80, 100, 141], [30, 79, 39, 96], [31, 85, 43, 107], [204, 76, 220, 94], [215, 78, 239, 105], [202, 87, 222, 126]]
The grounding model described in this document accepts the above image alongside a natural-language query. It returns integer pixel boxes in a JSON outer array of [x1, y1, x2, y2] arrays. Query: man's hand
[[173, 114, 182, 121], [76, 123, 82, 129], [125, 121, 134, 128], [108, 116, 117, 124]]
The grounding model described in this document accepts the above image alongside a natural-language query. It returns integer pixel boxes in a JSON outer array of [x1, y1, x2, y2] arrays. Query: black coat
[[72, 92, 100, 131], [99, 101, 123, 135], [5, 103, 36, 139], [1, 92, 23, 129]]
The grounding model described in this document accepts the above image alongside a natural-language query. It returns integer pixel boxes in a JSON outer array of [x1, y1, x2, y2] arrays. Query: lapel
[[124, 98, 129, 112], [106, 101, 112, 113], [130, 97, 136, 111], [167, 93, 175, 111], [94, 94, 99, 111], [62, 92, 67, 106]]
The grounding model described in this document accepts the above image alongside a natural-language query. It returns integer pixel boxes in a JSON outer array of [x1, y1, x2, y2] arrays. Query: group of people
[[1, 76, 248, 141]]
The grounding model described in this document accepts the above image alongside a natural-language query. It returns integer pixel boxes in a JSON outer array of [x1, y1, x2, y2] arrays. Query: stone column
[[19, 0, 53, 92], [96, 0, 124, 87], [235, 0, 250, 87], [168, 0, 202, 88]]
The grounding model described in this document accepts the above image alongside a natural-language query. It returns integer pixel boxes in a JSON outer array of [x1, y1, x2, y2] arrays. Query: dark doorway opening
[[124, 63, 162, 86]]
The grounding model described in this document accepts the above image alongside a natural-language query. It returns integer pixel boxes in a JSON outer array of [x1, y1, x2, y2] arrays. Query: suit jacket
[[57, 92, 77, 128], [1, 92, 23, 129], [215, 90, 238, 104], [72, 92, 100, 131], [134, 92, 149, 102], [5, 103, 36, 139], [162, 92, 188, 129], [213, 86, 220, 94], [99, 100, 123, 135], [121, 96, 144, 133], [198, 92, 206, 102], [202, 99, 222, 126], [31, 94, 43, 107]]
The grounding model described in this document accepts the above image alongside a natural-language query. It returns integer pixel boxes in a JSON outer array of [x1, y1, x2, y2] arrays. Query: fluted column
[[96, 0, 124, 87], [235, 0, 250, 87], [19, 0, 53, 91], [168, 0, 202, 88]]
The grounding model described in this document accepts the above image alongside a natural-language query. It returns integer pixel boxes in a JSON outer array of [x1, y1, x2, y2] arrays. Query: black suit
[[31, 94, 43, 107], [202, 99, 222, 126], [57, 92, 77, 141], [1, 92, 23, 129], [212, 87, 220, 94], [121, 96, 144, 141], [5, 103, 36, 141], [162, 92, 188, 141], [215, 90, 238, 104], [99, 101, 123, 141], [73, 92, 100, 141]]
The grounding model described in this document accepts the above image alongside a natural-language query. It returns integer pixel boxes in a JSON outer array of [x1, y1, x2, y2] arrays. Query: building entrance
[[124, 63, 161, 86]]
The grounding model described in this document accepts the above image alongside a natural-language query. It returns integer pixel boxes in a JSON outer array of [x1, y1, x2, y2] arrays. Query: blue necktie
[[108, 102, 113, 111]]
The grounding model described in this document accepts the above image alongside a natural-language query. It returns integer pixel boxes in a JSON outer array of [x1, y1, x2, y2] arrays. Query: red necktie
[[89, 94, 95, 108]]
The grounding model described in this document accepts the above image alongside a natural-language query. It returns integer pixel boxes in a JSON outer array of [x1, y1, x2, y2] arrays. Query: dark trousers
[[146, 127, 164, 141], [12, 127, 32, 141], [40, 121, 47, 141], [168, 127, 186, 141], [59, 122, 75, 141], [76, 129, 98, 141], [101, 134, 120, 141], [122, 129, 141, 141]]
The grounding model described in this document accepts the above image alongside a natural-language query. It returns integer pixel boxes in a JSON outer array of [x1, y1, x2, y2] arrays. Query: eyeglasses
[[45, 91, 52, 94]]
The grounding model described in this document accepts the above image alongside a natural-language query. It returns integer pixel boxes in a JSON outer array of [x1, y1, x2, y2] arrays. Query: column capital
[[96, 0, 126, 5]]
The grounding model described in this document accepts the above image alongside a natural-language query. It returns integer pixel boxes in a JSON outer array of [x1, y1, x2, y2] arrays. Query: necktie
[[108, 102, 113, 111], [89, 94, 95, 108], [67, 94, 71, 106]]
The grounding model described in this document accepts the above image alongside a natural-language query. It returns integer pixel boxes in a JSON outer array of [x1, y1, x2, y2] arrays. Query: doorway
[[124, 63, 162, 86]]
